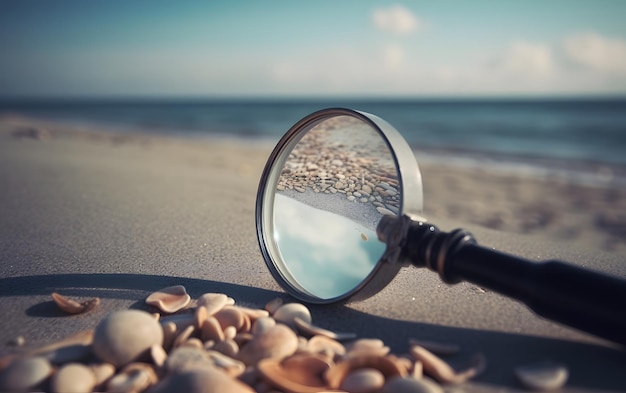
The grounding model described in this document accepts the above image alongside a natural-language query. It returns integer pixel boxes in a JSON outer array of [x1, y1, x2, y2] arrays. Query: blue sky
[[1, 0, 625, 98]]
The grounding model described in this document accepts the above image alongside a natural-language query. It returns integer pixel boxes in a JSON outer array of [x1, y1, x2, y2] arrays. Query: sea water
[[2, 98, 625, 185]]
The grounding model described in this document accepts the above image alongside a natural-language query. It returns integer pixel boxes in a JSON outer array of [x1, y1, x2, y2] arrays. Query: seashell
[[89, 363, 116, 391], [258, 354, 331, 393], [224, 325, 238, 340], [51, 292, 100, 315], [294, 317, 356, 341], [273, 303, 312, 330], [173, 324, 196, 348], [162, 321, 178, 351], [340, 367, 385, 393], [214, 339, 239, 358], [346, 338, 390, 358], [93, 310, 164, 367], [515, 361, 569, 391], [410, 345, 485, 385], [252, 316, 276, 336], [107, 362, 158, 393], [0, 356, 52, 392], [234, 332, 254, 347], [197, 293, 231, 315], [265, 297, 284, 315], [165, 346, 213, 374], [412, 360, 423, 379], [325, 355, 406, 390], [206, 350, 246, 377], [237, 324, 299, 366], [201, 316, 225, 342], [215, 306, 247, 332], [146, 285, 191, 313], [237, 306, 270, 322], [381, 376, 444, 393], [50, 363, 96, 393], [183, 337, 204, 349], [408, 338, 460, 356], [195, 305, 208, 329], [150, 366, 255, 393], [308, 335, 346, 361]]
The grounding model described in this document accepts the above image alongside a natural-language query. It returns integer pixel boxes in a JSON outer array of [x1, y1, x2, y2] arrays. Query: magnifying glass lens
[[257, 109, 423, 303]]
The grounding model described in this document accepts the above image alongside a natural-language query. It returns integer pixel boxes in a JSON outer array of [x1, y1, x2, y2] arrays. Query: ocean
[[1, 98, 625, 187]]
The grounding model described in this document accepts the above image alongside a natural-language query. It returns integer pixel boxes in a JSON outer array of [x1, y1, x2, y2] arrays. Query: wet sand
[[1, 116, 625, 391]]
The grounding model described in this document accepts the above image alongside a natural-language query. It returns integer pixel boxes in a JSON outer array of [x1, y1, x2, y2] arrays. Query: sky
[[1, 0, 626, 98]]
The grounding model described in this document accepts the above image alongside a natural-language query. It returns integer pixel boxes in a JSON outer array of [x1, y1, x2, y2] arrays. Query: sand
[[0, 116, 625, 392]]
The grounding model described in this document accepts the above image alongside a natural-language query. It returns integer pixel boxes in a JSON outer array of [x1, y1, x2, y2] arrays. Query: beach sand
[[1, 116, 625, 391]]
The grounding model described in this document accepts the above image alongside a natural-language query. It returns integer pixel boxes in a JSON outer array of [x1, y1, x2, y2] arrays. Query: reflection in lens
[[272, 115, 400, 300]]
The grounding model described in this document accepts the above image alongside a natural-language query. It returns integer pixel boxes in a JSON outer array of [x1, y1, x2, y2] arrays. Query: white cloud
[[372, 5, 420, 36], [563, 32, 626, 75], [382, 44, 406, 69], [494, 40, 555, 77]]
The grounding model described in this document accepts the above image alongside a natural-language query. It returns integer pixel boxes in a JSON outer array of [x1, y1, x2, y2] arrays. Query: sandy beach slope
[[0, 116, 625, 392]]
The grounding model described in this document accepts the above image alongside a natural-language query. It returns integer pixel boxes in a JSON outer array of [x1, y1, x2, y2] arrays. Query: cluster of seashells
[[276, 118, 401, 216], [0, 285, 568, 392]]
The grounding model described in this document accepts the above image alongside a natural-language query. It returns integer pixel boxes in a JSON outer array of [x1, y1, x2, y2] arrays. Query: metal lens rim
[[255, 108, 423, 304]]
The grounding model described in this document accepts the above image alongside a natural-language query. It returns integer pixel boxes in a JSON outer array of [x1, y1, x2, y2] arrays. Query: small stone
[[51, 363, 96, 393], [353, 191, 362, 197], [0, 356, 52, 392], [273, 303, 312, 329], [515, 361, 569, 391], [381, 376, 444, 393], [93, 310, 164, 367], [340, 368, 385, 393], [331, 159, 343, 166], [360, 197, 368, 203], [347, 195, 356, 201], [376, 207, 395, 216]]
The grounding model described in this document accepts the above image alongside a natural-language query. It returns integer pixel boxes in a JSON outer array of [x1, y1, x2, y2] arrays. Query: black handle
[[402, 221, 626, 346]]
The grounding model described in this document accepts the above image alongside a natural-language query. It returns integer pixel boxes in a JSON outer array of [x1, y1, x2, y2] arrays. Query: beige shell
[[307, 335, 346, 361], [264, 297, 284, 315], [150, 344, 168, 368], [273, 303, 312, 329], [146, 285, 191, 313], [51, 293, 100, 315], [107, 362, 158, 393], [258, 354, 331, 393], [201, 316, 225, 342], [237, 324, 299, 366], [197, 293, 232, 315], [325, 354, 407, 390], [294, 317, 356, 341], [214, 306, 248, 332], [408, 338, 460, 356], [410, 345, 485, 384], [206, 350, 246, 377], [213, 339, 239, 358], [346, 338, 390, 358], [173, 325, 196, 349], [195, 305, 208, 329]]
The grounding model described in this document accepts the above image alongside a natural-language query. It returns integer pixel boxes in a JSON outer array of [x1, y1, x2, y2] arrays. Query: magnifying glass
[[256, 108, 626, 346]]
